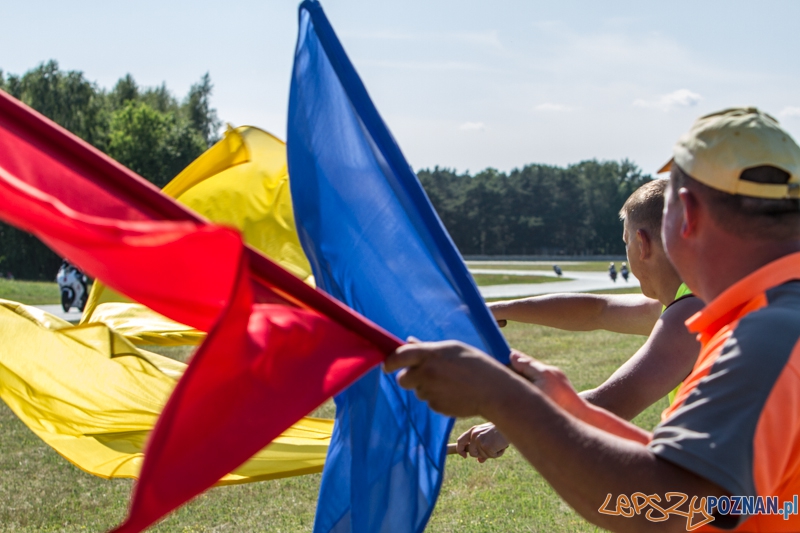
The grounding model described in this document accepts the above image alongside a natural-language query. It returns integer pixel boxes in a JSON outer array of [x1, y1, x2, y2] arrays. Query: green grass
[[471, 273, 569, 286], [467, 261, 624, 273], [0, 323, 658, 532], [0, 278, 61, 305]]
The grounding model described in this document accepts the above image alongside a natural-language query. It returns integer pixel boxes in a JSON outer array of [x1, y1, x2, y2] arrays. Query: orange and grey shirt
[[648, 252, 800, 531]]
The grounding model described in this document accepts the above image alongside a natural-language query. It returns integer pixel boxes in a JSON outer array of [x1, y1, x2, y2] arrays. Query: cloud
[[534, 103, 574, 112], [633, 89, 702, 111], [460, 121, 485, 131], [779, 107, 800, 119]]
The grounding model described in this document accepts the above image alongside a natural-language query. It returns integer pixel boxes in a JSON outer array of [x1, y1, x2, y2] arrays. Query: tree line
[[0, 61, 220, 280], [418, 162, 651, 256], [0, 62, 651, 280]]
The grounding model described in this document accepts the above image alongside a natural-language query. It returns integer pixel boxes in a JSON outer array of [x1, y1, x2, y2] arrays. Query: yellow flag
[[0, 299, 331, 483], [1, 127, 333, 483], [82, 126, 314, 344]]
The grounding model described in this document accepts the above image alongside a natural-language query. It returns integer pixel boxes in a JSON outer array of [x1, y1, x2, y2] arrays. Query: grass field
[[0, 321, 656, 532], [470, 273, 569, 286], [0, 278, 61, 305]]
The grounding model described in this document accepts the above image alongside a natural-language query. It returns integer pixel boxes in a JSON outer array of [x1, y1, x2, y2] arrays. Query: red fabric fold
[[0, 89, 401, 532]]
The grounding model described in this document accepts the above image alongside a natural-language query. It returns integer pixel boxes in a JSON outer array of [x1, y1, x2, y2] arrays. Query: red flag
[[0, 89, 401, 532]]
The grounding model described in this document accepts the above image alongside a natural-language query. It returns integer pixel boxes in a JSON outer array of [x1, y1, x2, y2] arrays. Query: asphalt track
[[36, 304, 83, 322], [471, 268, 640, 299], [36, 264, 639, 322]]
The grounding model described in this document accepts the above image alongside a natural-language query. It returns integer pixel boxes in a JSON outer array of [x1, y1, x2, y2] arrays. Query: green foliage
[[185, 73, 221, 146], [418, 160, 651, 256], [0, 61, 220, 279], [3, 60, 108, 148], [107, 100, 206, 188]]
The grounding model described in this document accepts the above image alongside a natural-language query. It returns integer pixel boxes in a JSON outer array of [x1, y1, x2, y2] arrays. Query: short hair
[[619, 179, 668, 243], [670, 164, 800, 240]]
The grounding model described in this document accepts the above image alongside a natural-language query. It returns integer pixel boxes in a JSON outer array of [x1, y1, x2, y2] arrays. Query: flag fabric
[[82, 125, 314, 345], [0, 124, 341, 486], [0, 299, 333, 483], [81, 126, 314, 345], [0, 88, 401, 533], [287, 2, 511, 532]]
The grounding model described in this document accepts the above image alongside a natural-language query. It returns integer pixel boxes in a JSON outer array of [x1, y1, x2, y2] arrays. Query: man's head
[[619, 179, 674, 298], [620, 179, 668, 244], [661, 107, 800, 297]]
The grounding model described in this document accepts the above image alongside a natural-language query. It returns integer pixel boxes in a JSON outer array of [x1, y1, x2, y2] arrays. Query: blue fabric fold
[[287, 2, 510, 532]]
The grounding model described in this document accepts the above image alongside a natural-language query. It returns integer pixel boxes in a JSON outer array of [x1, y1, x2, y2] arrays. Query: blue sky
[[2, 0, 799, 176]]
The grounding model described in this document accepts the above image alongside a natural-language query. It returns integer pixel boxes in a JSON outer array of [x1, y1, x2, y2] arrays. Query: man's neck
[[695, 238, 800, 303], [651, 269, 684, 308], [647, 248, 685, 307]]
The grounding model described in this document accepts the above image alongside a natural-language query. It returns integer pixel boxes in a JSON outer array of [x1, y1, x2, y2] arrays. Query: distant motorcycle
[[56, 261, 88, 312], [553, 265, 563, 277], [620, 262, 630, 282], [608, 262, 617, 283]]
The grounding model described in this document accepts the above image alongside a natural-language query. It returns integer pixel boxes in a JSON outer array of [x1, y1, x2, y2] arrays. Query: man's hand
[[383, 340, 511, 418], [456, 423, 509, 462], [509, 352, 584, 417]]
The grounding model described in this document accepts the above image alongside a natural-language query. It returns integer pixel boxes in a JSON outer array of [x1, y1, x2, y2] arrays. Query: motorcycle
[[56, 261, 88, 312]]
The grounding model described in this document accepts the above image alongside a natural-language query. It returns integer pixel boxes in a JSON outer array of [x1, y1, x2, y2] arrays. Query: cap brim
[[657, 159, 673, 175]]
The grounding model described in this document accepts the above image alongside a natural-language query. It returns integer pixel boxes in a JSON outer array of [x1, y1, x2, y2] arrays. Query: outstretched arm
[[580, 296, 703, 420], [489, 293, 661, 336], [456, 297, 703, 460]]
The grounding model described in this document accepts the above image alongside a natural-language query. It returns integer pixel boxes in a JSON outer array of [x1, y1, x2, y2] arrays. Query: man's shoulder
[[657, 295, 704, 331], [764, 279, 800, 310], [715, 288, 800, 388], [734, 280, 800, 350]]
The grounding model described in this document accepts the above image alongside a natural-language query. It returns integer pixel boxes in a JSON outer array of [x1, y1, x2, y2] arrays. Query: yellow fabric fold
[[0, 299, 332, 484], [82, 126, 314, 345], [1, 127, 333, 485]]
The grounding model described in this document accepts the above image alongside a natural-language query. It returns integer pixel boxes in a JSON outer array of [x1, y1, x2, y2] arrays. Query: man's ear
[[635, 228, 651, 260], [678, 188, 699, 237]]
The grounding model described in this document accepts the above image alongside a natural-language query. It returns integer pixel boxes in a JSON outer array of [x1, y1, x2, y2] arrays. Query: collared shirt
[[649, 252, 800, 531]]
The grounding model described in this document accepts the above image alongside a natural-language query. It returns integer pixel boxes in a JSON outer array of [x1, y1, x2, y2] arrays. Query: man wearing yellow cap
[[386, 107, 800, 531]]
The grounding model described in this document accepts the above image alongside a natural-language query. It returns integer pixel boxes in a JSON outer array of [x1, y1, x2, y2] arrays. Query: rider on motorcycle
[[56, 260, 88, 312]]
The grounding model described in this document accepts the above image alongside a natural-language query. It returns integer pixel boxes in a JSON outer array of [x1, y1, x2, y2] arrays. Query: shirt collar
[[686, 251, 800, 337]]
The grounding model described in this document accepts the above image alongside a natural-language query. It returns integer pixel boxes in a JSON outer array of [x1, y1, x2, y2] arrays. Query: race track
[[469, 267, 640, 299]]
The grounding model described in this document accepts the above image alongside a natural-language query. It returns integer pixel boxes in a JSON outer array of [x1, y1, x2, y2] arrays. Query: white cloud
[[534, 103, 574, 112], [633, 89, 702, 111], [779, 107, 800, 119], [460, 121, 485, 131]]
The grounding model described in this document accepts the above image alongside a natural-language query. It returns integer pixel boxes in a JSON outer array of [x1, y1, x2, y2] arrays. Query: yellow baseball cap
[[658, 107, 800, 199]]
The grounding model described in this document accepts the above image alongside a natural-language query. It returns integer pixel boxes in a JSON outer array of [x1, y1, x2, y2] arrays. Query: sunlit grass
[[0, 278, 61, 305]]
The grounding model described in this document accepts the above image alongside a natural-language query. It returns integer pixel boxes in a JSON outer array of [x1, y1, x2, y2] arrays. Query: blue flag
[[287, 2, 511, 532]]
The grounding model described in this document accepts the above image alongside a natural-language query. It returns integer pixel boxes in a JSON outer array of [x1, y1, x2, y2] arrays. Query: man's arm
[[456, 351, 653, 461], [386, 342, 727, 533], [489, 293, 661, 336], [580, 296, 704, 420], [457, 296, 703, 460], [487, 375, 725, 533]]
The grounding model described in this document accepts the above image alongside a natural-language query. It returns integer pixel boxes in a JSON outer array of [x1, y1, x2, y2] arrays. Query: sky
[[2, 0, 799, 176]]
